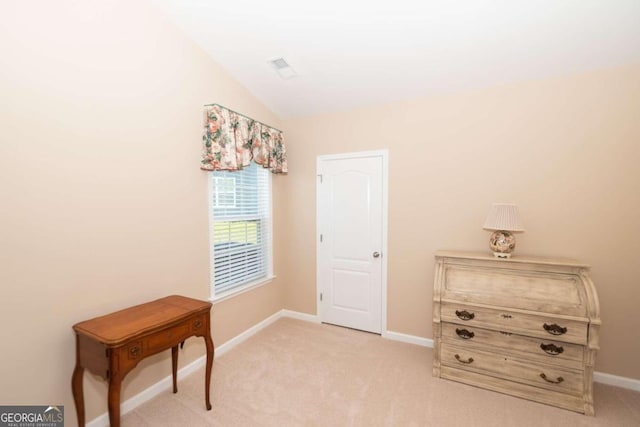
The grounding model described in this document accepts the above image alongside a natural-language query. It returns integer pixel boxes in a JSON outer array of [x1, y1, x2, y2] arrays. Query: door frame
[[316, 149, 389, 334]]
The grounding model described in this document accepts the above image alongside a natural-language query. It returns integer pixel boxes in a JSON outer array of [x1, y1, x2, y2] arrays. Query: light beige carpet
[[122, 318, 640, 426]]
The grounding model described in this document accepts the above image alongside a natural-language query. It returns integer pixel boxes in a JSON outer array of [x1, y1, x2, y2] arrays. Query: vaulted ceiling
[[152, 0, 640, 118]]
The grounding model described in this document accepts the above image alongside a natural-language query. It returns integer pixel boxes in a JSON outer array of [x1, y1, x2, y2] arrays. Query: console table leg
[[204, 334, 214, 411], [171, 345, 179, 393], [71, 365, 85, 426], [108, 376, 122, 427]]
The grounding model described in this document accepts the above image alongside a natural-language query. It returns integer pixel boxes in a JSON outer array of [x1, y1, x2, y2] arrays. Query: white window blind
[[212, 177, 236, 208], [209, 162, 272, 297]]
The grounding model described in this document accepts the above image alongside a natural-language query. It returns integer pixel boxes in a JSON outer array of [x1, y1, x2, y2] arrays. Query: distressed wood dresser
[[432, 251, 600, 415]]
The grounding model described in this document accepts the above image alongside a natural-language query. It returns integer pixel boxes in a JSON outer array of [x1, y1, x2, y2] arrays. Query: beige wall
[[0, 0, 285, 424], [282, 63, 640, 380]]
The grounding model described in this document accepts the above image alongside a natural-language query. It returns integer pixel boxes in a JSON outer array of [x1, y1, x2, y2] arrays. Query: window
[[212, 177, 236, 208], [208, 162, 272, 299]]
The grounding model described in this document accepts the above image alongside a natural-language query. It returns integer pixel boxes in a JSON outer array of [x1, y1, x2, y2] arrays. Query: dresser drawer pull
[[540, 343, 564, 356], [499, 331, 512, 336], [193, 319, 203, 329], [543, 323, 567, 336], [455, 310, 475, 321], [454, 354, 474, 364], [540, 373, 564, 384], [501, 314, 513, 319], [455, 328, 475, 340]]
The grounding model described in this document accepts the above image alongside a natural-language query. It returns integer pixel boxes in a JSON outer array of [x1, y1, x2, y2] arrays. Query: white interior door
[[317, 151, 386, 334]]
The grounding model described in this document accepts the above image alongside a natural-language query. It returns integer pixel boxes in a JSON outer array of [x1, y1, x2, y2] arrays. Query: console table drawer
[[441, 302, 588, 345], [441, 322, 584, 368], [441, 344, 584, 396], [129, 314, 207, 357], [146, 321, 192, 353]]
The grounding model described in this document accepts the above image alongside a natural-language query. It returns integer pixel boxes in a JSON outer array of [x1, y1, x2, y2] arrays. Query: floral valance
[[201, 104, 287, 174]]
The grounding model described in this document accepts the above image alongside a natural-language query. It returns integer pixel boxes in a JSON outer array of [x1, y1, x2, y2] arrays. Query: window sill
[[210, 275, 276, 304]]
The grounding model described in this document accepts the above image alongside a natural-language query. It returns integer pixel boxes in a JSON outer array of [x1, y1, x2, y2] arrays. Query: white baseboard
[[281, 309, 321, 323], [87, 308, 640, 426], [383, 330, 434, 348], [594, 371, 640, 392]]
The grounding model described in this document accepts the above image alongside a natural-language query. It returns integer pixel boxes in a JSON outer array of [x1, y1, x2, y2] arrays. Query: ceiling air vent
[[268, 57, 297, 79]]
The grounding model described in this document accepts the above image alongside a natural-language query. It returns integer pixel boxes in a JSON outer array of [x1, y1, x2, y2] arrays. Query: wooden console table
[[71, 295, 214, 427]]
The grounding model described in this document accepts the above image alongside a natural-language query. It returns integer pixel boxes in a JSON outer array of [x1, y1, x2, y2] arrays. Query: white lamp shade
[[483, 203, 525, 232]]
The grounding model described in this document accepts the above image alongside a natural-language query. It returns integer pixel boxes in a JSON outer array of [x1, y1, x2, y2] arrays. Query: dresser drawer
[[441, 302, 588, 345], [441, 322, 584, 369], [441, 343, 584, 396], [440, 366, 587, 414]]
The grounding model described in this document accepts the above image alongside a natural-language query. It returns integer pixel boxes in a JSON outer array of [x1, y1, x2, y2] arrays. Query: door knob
[[373, 252, 380, 258]]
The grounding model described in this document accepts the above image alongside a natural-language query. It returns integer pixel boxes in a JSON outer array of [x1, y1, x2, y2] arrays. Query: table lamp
[[483, 203, 525, 258]]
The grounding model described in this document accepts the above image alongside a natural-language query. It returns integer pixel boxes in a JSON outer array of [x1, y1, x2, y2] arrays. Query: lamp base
[[489, 230, 516, 258]]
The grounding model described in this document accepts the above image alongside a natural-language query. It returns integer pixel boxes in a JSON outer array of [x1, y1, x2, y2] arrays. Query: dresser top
[[73, 295, 212, 345], [435, 251, 590, 269]]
